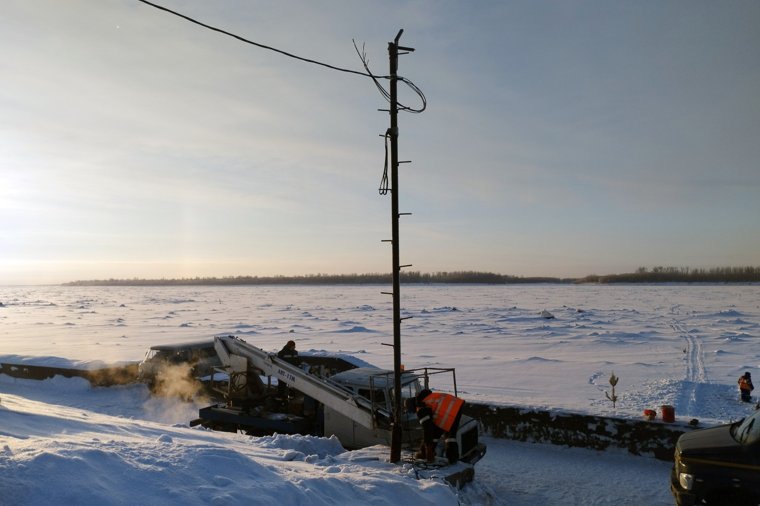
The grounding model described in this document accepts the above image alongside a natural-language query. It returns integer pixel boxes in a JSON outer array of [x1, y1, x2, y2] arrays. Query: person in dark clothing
[[277, 340, 299, 399], [413, 388, 465, 464], [277, 340, 299, 365], [738, 371, 754, 402]]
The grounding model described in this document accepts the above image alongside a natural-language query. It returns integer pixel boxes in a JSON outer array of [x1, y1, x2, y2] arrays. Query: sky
[[1, 0, 759, 285]]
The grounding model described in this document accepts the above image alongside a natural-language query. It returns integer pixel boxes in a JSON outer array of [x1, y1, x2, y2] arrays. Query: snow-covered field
[[2, 284, 759, 504]]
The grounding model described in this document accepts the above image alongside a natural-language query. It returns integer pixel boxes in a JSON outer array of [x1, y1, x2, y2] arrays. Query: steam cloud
[[151, 363, 207, 402]]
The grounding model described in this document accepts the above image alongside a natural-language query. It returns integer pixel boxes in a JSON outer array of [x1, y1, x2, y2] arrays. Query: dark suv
[[671, 408, 760, 505]]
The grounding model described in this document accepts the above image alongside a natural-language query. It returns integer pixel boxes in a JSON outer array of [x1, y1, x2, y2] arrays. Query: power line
[[134, 0, 426, 112], [136, 0, 377, 78]]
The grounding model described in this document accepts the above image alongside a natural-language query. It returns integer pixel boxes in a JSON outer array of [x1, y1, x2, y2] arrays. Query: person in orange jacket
[[413, 388, 465, 464], [738, 371, 754, 402]]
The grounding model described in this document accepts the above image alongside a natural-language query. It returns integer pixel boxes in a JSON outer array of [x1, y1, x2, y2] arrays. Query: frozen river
[[2, 283, 759, 423]]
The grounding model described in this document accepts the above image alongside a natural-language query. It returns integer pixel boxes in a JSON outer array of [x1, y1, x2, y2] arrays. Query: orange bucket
[[661, 405, 675, 423]]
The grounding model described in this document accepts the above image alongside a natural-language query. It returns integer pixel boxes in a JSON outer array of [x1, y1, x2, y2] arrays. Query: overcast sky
[[2, 0, 759, 284]]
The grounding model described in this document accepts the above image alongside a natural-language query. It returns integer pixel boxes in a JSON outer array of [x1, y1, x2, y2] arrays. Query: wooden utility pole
[[388, 29, 414, 464]]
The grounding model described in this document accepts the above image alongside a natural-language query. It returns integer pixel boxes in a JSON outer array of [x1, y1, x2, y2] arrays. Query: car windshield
[[732, 409, 760, 445]]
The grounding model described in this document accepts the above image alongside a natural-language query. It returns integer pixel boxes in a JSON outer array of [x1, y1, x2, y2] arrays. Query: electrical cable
[[135, 0, 379, 78], [135, 0, 426, 113], [353, 41, 427, 114], [352, 41, 425, 195], [379, 130, 391, 195]]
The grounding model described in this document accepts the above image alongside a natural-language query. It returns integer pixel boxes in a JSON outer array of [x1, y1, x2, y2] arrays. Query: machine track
[[671, 318, 708, 416]]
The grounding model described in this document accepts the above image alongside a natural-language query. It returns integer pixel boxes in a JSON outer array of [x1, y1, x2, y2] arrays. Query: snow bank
[[0, 386, 459, 506]]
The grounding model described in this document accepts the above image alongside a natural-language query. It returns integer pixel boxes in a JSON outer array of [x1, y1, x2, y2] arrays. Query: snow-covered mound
[[0, 376, 459, 505]]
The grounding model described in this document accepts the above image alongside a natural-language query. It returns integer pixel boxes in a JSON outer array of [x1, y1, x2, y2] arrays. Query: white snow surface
[[1, 284, 759, 505]]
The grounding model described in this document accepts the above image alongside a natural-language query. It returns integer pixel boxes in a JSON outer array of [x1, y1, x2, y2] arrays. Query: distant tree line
[[62, 271, 569, 286], [61, 266, 760, 286], [576, 266, 760, 284]]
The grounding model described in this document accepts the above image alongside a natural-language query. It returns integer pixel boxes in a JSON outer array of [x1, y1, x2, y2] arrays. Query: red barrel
[[661, 405, 675, 423]]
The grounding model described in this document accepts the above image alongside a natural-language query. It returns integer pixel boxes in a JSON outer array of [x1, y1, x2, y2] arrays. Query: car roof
[[330, 367, 419, 388]]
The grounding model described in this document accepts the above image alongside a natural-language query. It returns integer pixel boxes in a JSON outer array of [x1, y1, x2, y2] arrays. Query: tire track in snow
[[671, 318, 708, 417]]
